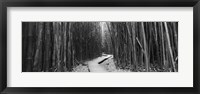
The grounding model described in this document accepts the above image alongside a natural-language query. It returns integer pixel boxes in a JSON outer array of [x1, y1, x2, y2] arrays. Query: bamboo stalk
[[141, 22, 149, 72], [164, 22, 177, 72]]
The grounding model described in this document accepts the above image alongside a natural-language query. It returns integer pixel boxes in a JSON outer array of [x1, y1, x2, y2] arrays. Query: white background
[[7, 7, 193, 87]]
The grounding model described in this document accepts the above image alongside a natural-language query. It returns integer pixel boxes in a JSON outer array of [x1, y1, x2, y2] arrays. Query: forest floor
[[72, 54, 132, 72], [87, 54, 113, 72], [72, 55, 163, 72], [72, 54, 116, 72]]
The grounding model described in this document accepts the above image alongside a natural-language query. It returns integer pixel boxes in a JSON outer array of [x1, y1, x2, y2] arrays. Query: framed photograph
[[0, 0, 199, 94]]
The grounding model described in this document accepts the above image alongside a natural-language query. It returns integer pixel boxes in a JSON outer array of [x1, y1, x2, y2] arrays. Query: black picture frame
[[0, 0, 199, 94]]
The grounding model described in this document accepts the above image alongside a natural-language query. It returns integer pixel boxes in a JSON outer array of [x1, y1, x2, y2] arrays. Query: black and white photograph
[[22, 22, 178, 72]]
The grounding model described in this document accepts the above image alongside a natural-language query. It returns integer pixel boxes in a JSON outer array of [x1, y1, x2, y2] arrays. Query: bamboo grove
[[22, 22, 178, 72], [22, 22, 102, 72], [103, 22, 178, 72]]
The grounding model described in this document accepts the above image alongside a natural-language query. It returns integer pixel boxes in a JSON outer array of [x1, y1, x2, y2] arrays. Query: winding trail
[[87, 54, 113, 72]]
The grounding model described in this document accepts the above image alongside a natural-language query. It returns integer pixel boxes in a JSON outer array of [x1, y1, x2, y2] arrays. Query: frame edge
[[0, 0, 200, 94]]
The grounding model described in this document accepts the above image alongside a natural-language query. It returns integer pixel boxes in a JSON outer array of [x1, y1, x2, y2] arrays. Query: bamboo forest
[[22, 22, 178, 72]]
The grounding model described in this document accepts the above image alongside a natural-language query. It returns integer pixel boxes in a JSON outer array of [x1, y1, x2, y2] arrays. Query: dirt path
[[87, 54, 113, 72]]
